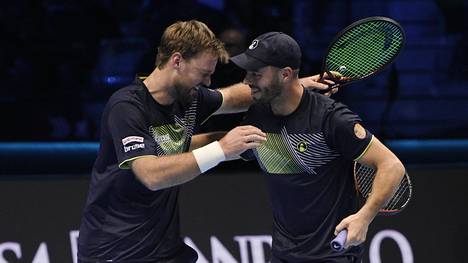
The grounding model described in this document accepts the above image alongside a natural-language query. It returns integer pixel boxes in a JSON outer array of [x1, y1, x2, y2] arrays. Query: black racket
[[316, 16, 405, 93], [331, 161, 413, 251], [353, 162, 412, 215]]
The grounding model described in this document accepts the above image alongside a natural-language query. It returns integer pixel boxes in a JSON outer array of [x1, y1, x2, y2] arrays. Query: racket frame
[[319, 16, 406, 92], [353, 161, 413, 216]]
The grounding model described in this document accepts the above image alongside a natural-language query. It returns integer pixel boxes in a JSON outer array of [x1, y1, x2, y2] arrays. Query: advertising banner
[[0, 169, 466, 263]]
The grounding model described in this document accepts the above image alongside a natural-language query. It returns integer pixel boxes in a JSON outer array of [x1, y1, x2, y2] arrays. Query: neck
[[270, 80, 303, 116], [143, 67, 176, 105]]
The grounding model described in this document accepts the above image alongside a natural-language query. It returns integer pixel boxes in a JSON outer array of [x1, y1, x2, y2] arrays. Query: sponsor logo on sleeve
[[124, 143, 145, 153], [122, 136, 144, 145], [354, 123, 367, 139], [122, 136, 145, 153]]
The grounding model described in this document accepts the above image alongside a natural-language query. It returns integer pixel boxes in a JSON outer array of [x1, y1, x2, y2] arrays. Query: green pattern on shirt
[[150, 123, 187, 154], [256, 133, 303, 174]]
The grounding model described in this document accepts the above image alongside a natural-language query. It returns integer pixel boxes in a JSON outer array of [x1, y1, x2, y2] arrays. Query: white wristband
[[192, 141, 226, 173]]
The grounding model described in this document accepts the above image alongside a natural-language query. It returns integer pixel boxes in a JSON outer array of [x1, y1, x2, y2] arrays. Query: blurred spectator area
[[294, 0, 468, 139], [1, 0, 467, 141]]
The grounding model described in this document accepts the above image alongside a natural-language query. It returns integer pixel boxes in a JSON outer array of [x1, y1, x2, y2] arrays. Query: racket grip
[[330, 229, 348, 252]]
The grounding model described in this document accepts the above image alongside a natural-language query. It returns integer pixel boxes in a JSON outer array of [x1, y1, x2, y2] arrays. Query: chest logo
[[154, 134, 171, 144], [296, 141, 308, 153]]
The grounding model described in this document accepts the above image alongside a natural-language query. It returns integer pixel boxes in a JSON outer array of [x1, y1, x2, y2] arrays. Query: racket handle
[[330, 229, 348, 252]]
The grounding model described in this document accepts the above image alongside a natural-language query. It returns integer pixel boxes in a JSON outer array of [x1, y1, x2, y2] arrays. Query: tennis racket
[[316, 16, 405, 94], [330, 161, 413, 251]]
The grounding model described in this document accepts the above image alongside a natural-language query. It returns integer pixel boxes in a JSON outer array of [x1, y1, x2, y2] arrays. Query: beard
[[173, 80, 197, 107], [251, 76, 282, 104]]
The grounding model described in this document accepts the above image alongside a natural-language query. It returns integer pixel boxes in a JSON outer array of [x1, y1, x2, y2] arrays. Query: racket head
[[353, 162, 412, 216], [321, 16, 405, 84]]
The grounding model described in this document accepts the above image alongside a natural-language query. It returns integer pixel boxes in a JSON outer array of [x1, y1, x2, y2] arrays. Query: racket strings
[[385, 175, 412, 210], [355, 163, 412, 212], [385, 179, 408, 210], [326, 20, 404, 80], [356, 165, 375, 197]]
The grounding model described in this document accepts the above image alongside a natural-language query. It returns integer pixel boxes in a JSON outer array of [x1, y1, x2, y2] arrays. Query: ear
[[171, 52, 183, 69], [280, 67, 293, 80]]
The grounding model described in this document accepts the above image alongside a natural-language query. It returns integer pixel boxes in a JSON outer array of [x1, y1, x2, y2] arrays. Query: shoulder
[[246, 103, 270, 115], [303, 90, 355, 118], [193, 86, 223, 119], [195, 86, 222, 103], [304, 89, 336, 110], [243, 103, 270, 124], [300, 90, 339, 125], [107, 82, 148, 110]]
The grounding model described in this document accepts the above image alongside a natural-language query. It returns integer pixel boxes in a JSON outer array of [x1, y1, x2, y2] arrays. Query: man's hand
[[334, 211, 373, 249], [299, 71, 344, 96], [219, 125, 267, 160]]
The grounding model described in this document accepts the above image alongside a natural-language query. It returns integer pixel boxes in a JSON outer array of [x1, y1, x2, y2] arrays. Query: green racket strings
[[326, 20, 404, 80]]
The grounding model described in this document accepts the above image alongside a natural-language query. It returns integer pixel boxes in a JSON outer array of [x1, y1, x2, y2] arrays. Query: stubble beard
[[174, 81, 196, 106], [253, 77, 282, 105]]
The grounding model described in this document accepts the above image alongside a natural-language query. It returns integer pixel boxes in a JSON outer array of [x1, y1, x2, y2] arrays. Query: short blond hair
[[155, 20, 229, 68]]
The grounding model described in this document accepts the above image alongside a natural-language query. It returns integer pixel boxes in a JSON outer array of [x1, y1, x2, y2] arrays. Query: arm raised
[[214, 75, 339, 114]]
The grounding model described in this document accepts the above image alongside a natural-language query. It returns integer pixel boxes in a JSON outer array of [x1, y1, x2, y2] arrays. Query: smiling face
[[173, 50, 218, 104], [243, 66, 283, 104]]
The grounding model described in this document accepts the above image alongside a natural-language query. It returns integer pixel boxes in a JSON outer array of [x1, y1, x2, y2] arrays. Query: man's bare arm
[[130, 126, 266, 191], [215, 75, 338, 115], [215, 83, 252, 115], [131, 153, 201, 191], [355, 137, 405, 220], [334, 136, 405, 248]]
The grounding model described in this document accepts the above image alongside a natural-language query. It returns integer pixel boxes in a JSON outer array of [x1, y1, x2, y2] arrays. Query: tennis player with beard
[[77, 21, 335, 263], [232, 32, 405, 263]]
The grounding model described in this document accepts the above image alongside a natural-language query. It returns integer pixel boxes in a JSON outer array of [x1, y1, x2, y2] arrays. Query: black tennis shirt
[[242, 88, 373, 262], [78, 77, 222, 262]]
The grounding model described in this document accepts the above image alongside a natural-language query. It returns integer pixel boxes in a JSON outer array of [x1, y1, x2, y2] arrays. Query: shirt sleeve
[[323, 102, 373, 160], [197, 87, 223, 125], [107, 102, 157, 169]]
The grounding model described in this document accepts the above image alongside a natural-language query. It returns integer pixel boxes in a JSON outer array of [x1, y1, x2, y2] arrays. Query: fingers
[[321, 79, 335, 85], [244, 134, 267, 143], [238, 125, 260, 130], [334, 220, 348, 236], [244, 141, 263, 149], [324, 87, 339, 97], [220, 125, 267, 159], [308, 74, 321, 82], [243, 130, 267, 140], [241, 128, 267, 148], [313, 82, 331, 90], [237, 125, 267, 138], [335, 218, 367, 249], [335, 220, 355, 249]]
